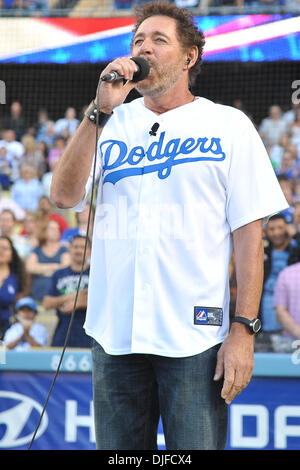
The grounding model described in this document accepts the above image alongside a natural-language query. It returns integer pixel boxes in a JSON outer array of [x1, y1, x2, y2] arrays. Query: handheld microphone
[[101, 57, 150, 83], [149, 123, 160, 136]]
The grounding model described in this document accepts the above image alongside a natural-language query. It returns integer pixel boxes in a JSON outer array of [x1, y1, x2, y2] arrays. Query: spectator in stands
[[0, 186, 25, 221], [38, 195, 69, 236], [20, 134, 47, 179], [266, 146, 280, 172], [286, 141, 300, 161], [267, 133, 290, 172], [0, 209, 16, 238], [283, 102, 300, 127], [0, 129, 24, 183], [47, 136, 66, 173], [292, 180, 300, 203], [41, 158, 57, 199], [11, 164, 43, 212], [287, 201, 300, 244], [43, 235, 91, 348], [54, 107, 79, 139], [0, 146, 12, 190], [61, 203, 94, 245], [3, 296, 48, 350], [17, 210, 39, 259], [0, 209, 29, 259], [259, 105, 288, 147], [285, 0, 300, 13], [277, 175, 294, 224], [0, 236, 26, 339], [36, 121, 56, 150], [275, 149, 300, 179], [36, 141, 49, 169], [34, 108, 50, 139], [274, 261, 300, 349], [26, 218, 70, 302], [2, 101, 27, 141], [21, 0, 49, 15], [258, 214, 299, 351], [288, 109, 300, 147]]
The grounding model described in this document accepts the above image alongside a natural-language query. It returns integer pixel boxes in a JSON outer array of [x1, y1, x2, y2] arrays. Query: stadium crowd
[[0, 98, 300, 351], [1, 0, 300, 14]]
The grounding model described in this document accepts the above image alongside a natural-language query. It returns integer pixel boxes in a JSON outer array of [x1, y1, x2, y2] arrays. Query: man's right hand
[[95, 57, 140, 113]]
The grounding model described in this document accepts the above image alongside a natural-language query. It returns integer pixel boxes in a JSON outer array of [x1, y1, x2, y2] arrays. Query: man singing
[[51, 1, 288, 450]]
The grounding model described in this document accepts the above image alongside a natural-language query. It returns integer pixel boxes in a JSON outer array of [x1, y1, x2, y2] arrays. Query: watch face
[[252, 318, 261, 333]]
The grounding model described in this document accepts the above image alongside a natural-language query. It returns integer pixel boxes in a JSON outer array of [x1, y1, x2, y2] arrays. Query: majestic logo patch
[[194, 307, 223, 326], [100, 131, 226, 184]]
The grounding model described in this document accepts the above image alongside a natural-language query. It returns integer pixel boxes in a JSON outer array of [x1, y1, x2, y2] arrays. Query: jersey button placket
[[131, 129, 160, 351]]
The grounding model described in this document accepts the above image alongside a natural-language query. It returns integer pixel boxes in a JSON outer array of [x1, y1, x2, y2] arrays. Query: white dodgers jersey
[[74, 97, 288, 357]]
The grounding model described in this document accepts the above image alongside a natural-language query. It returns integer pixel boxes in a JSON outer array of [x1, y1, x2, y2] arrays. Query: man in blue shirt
[[258, 214, 300, 351], [43, 235, 91, 348]]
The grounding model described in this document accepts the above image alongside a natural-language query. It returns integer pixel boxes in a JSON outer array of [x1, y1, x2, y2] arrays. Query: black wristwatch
[[231, 316, 261, 334]]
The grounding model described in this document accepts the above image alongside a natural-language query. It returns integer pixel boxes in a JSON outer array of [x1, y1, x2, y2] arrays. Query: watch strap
[[84, 100, 112, 126], [232, 316, 261, 334]]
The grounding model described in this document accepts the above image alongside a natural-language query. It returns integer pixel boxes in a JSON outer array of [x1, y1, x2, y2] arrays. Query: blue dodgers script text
[[100, 132, 226, 184]]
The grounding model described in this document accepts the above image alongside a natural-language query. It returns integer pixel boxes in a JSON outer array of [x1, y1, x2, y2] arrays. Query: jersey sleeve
[[225, 115, 289, 232]]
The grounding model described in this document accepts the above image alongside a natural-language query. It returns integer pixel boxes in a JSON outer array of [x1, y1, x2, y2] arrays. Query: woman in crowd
[[47, 136, 66, 172], [26, 219, 70, 302], [11, 164, 43, 211], [20, 134, 47, 178], [0, 236, 26, 339], [18, 210, 39, 259]]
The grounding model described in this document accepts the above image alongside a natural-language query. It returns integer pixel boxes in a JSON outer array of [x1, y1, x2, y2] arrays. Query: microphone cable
[[27, 84, 102, 450]]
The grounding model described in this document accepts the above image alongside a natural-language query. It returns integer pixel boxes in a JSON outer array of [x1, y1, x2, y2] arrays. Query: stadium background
[[1, 13, 300, 127], [0, 1, 300, 452]]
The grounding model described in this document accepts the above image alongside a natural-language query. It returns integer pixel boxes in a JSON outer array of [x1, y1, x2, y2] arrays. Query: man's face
[[266, 219, 288, 248], [70, 238, 90, 265], [4, 130, 15, 143], [11, 101, 22, 117], [0, 212, 15, 236], [269, 105, 281, 120], [66, 107, 76, 120], [131, 15, 187, 98], [281, 151, 293, 170]]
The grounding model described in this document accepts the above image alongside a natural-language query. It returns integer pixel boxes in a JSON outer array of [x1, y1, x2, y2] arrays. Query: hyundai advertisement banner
[[0, 371, 300, 450]]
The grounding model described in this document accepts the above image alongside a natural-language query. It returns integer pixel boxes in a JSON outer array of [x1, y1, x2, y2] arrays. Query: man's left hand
[[213, 323, 254, 404]]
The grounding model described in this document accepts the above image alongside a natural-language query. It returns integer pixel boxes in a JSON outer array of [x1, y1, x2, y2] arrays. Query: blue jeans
[[92, 341, 228, 450]]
